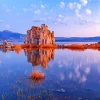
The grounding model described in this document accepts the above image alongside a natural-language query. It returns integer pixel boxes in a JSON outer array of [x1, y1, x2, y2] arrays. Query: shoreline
[[0, 43, 100, 51]]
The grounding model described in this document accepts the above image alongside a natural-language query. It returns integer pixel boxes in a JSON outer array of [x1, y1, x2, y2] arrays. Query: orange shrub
[[21, 44, 29, 48], [30, 71, 45, 80], [64, 44, 85, 49], [15, 45, 22, 51], [39, 44, 55, 48]]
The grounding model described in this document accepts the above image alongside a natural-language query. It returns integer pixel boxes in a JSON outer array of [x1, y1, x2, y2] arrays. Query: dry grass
[[63, 44, 86, 50]]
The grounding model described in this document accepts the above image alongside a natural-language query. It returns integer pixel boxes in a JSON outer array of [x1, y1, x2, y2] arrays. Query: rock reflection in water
[[0, 48, 14, 53], [24, 48, 55, 68], [0, 48, 22, 55]]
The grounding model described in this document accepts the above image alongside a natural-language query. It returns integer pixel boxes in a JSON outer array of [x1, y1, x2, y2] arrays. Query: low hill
[[55, 37, 100, 42], [0, 30, 26, 41]]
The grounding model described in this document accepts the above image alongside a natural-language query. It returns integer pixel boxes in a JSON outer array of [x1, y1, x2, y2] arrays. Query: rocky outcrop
[[24, 24, 55, 45], [2, 40, 13, 48]]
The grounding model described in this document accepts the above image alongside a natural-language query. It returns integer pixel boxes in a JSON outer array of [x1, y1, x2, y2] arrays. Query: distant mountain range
[[0, 30, 26, 41], [0, 30, 100, 42], [55, 37, 100, 42]]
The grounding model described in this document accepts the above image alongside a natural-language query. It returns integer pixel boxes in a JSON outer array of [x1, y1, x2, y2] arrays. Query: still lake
[[0, 43, 100, 100]]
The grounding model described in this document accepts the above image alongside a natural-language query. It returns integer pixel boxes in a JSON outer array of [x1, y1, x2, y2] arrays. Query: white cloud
[[68, 2, 76, 9], [69, 2, 81, 10], [75, 9, 81, 18], [80, 0, 88, 6], [68, 3, 74, 9], [23, 8, 32, 12], [23, 8, 28, 12], [34, 9, 40, 14], [76, 3, 82, 10], [58, 15, 64, 18], [85, 9, 91, 15], [41, 4, 45, 8], [53, 18, 62, 25], [54, 15, 64, 24], [60, 2, 65, 8]]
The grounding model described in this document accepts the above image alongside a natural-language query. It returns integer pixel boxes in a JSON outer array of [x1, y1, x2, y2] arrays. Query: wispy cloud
[[76, 3, 82, 10], [68, 2, 82, 19], [54, 14, 64, 24], [23, 8, 32, 12], [68, 0, 91, 24], [85, 9, 92, 15], [58, 15, 64, 18], [80, 0, 88, 6], [41, 4, 45, 9], [68, 2, 82, 10], [75, 9, 82, 18], [68, 2, 75, 9], [60, 2, 65, 8], [23, 8, 28, 12], [3, 4, 12, 13], [34, 9, 40, 14]]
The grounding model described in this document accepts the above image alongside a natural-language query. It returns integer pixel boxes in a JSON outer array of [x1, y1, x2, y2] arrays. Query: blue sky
[[0, 0, 100, 37]]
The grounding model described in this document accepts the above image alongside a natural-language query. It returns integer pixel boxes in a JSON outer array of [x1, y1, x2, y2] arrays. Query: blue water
[[0, 48, 100, 100], [56, 41, 97, 44]]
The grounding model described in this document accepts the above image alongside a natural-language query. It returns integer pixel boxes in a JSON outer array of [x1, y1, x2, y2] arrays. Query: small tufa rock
[[56, 88, 65, 93]]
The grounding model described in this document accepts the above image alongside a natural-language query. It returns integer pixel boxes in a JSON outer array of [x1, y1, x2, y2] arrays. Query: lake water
[[0, 48, 100, 100], [56, 42, 97, 45]]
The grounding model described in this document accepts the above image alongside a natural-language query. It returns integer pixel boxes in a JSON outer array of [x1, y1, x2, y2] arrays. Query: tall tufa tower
[[24, 24, 55, 45]]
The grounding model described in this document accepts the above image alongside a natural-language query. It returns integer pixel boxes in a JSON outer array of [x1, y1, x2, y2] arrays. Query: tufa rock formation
[[24, 24, 55, 45]]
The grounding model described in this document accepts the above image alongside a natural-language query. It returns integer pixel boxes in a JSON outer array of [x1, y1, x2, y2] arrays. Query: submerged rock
[[56, 88, 65, 93]]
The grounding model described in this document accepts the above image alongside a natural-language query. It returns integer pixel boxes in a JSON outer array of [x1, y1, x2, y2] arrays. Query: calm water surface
[[0, 48, 100, 100]]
